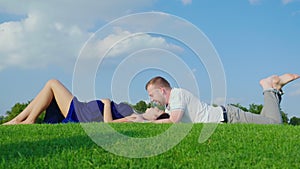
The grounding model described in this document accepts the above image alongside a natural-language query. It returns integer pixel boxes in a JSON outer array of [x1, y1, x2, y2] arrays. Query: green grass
[[1, 123, 300, 168]]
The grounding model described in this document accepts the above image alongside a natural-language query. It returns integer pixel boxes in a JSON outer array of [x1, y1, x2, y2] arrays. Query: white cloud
[[249, 0, 299, 5], [287, 82, 300, 96], [213, 97, 244, 105], [181, 0, 192, 5], [292, 89, 300, 96], [0, 1, 155, 25], [0, 0, 157, 71], [0, 12, 89, 70], [248, 0, 262, 5], [106, 30, 183, 57], [78, 27, 184, 63], [282, 0, 294, 5], [292, 10, 300, 16]]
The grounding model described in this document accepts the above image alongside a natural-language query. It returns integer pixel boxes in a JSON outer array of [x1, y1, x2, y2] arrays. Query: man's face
[[147, 84, 166, 106]]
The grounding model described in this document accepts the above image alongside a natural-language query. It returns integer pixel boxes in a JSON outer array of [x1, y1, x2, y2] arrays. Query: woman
[[3, 79, 170, 125], [3, 79, 135, 125]]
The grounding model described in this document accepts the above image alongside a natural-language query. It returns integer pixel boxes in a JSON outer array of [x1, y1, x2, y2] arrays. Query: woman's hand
[[101, 98, 111, 105], [124, 114, 145, 122], [132, 114, 146, 122]]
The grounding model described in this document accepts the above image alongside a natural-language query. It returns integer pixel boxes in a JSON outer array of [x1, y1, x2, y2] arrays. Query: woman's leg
[[4, 79, 74, 124]]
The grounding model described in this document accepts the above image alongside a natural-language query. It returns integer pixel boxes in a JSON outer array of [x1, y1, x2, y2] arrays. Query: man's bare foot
[[260, 75, 277, 90], [272, 74, 300, 90]]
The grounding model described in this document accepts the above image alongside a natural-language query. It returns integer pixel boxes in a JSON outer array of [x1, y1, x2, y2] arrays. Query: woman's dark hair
[[156, 113, 170, 120]]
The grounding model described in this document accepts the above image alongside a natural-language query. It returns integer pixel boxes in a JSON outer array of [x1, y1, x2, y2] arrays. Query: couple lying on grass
[[3, 73, 300, 125]]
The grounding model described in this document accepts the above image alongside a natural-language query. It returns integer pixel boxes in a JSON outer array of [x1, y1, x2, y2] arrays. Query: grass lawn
[[1, 123, 300, 168]]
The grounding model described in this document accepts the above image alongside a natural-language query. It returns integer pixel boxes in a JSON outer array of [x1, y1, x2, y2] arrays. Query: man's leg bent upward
[[225, 74, 299, 124]]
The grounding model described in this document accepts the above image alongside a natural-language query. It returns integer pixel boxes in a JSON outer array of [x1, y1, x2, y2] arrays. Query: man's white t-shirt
[[165, 88, 224, 123]]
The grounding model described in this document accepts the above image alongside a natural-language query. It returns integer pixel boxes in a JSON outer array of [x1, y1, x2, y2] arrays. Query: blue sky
[[0, 0, 300, 118]]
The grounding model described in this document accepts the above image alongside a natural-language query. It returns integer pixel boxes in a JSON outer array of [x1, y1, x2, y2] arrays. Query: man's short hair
[[145, 76, 171, 90]]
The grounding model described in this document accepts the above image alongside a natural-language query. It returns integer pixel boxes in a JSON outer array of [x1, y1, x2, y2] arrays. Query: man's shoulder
[[171, 88, 193, 95], [172, 87, 191, 92]]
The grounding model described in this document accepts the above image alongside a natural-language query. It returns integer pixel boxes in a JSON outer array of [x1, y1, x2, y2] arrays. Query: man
[[144, 74, 300, 124]]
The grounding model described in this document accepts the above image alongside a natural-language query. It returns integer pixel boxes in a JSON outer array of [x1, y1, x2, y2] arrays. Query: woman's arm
[[111, 114, 145, 123], [101, 99, 136, 123], [101, 99, 113, 122], [110, 117, 131, 123]]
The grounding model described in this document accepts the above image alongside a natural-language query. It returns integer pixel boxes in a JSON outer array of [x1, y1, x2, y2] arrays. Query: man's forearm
[[152, 118, 173, 123]]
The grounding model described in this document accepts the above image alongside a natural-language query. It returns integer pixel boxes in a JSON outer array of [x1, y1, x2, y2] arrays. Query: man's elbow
[[169, 117, 181, 123]]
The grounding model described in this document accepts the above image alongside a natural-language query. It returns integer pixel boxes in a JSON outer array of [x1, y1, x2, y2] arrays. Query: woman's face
[[142, 107, 162, 121]]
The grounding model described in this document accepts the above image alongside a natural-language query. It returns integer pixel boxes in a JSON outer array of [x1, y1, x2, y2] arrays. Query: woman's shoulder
[[112, 102, 134, 116]]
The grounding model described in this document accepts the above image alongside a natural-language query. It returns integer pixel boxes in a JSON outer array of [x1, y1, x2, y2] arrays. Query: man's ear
[[160, 87, 165, 95]]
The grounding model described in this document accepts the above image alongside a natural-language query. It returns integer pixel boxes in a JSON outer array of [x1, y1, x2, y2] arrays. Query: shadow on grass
[[0, 134, 98, 164], [0, 125, 168, 166]]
